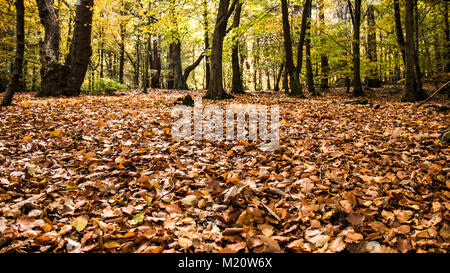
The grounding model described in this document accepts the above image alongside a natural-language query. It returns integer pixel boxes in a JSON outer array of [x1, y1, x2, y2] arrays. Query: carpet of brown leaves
[[0, 89, 448, 253]]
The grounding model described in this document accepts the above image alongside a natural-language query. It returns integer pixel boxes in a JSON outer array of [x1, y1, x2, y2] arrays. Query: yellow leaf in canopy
[[23, 136, 32, 141]]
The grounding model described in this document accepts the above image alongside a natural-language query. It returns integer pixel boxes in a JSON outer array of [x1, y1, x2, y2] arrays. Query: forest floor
[[0, 86, 449, 253]]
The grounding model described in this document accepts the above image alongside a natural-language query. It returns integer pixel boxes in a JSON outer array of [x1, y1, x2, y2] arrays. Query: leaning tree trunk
[[204, 0, 238, 99], [231, 1, 244, 94], [1, 0, 24, 106], [181, 52, 205, 90]]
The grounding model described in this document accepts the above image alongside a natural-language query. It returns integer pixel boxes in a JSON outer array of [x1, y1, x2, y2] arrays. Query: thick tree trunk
[[1, 0, 24, 106], [366, 5, 381, 88], [62, 0, 93, 96], [280, 0, 304, 97], [36, 0, 93, 97], [403, 0, 418, 102], [171, 41, 184, 90], [36, 0, 62, 97], [204, 0, 238, 99], [231, 2, 244, 94]]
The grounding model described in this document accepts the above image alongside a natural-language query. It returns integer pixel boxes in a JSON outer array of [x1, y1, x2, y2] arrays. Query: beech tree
[[348, 0, 363, 97], [231, 1, 244, 94], [36, 0, 93, 97], [204, 0, 238, 99], [280, 0, 303, 98]]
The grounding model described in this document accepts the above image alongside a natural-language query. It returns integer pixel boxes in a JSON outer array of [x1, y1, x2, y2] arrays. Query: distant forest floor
[[0, 86, 448, 253]]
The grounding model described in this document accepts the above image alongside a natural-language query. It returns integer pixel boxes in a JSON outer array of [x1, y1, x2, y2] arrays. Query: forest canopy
[[0, 0, 448, 101]]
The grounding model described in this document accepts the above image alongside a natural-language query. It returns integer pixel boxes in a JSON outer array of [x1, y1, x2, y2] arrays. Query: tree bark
[[1, 0, 24, 106], [231, 1, 244, 94], [204, 0, 238, 99]]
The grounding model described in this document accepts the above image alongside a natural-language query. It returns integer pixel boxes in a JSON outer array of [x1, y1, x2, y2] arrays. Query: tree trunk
[[204, 0, 238, 99], [394, 0, 406, 64], [274, 63, 284, 91], [350, 0, 363, 97], [182, 52, 204, 90], [305, 1, 317, 96], [171, 41, 184, 90], [36, 0, 62, 97], [36, 0, 93, 97], [119, 18, 125, 84], [151, 36, 161, 88], [318, 0, 329, 89], [403, 0, 418, 102], [231, 1, 244, 94], [1, 0, 24, 106], [203, 0, 210, 90], [445, 1, 449, 73], [143, 36, 151, 93], [60, 0, 93, 96], [280, 0, 304, 97], [366, 4, 381, 88], [413, 0, 424, 95]]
